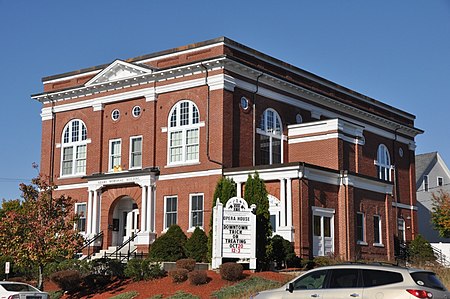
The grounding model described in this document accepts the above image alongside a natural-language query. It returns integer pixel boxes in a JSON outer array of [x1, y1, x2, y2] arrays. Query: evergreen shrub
[[186, 227, 208, 262], [50, 270, 82, 293], [149, 225, 187, 262]]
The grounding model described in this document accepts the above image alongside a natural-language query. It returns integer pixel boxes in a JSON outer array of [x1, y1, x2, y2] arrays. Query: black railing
[[107, 231, 141, 262], [78, 231, 104, 260]]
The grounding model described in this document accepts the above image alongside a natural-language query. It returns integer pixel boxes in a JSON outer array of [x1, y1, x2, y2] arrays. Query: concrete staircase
[[90, 242, 137, 261]]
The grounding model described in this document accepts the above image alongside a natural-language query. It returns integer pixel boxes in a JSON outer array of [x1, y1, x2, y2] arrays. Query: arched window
[[168, 100, 200, 164], [61, 119, 88, 176], [258, 108, 283, 165], [376, 144, 391, 181]]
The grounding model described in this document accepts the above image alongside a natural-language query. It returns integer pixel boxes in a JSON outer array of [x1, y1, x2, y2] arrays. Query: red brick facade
[[32, 37, 422, 261]]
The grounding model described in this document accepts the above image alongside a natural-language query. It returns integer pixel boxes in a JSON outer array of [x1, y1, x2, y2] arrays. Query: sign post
[[212, 197, 256, 270], [5, 261, 10, 280]]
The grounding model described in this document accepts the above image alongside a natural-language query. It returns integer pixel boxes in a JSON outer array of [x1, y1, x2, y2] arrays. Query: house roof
[[415, 152, 438, 182]]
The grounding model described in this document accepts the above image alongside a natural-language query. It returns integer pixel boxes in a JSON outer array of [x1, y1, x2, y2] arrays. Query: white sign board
[[212, 197, 256, 269], [5, 262, 10, 274]]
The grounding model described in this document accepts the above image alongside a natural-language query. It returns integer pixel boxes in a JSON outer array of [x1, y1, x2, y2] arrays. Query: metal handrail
[[78, 231, 104, 260], [431, 244, 450, 266], [108, 230, 140, 261]]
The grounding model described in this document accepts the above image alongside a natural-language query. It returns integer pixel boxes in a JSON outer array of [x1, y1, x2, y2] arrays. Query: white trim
[[164, 195, 178, 230], [392, 202, 418, 211], [74, 202, 87, 233], [85, 60, 153, 86], [108, 138, 122, 172], [437, 176, 444, 187], [188, 193, 204, 232], [373, 214, 383, 246], [159, 168, 222, 181], [129, 135, 143, 170]]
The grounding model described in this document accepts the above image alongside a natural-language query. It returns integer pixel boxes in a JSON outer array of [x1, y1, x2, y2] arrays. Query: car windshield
[[0, 283, 38, 292], [410, 272, 446, 291]]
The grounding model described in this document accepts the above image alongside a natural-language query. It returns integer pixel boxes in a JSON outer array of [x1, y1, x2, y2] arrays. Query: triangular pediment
[[86, 60, 153, 86]]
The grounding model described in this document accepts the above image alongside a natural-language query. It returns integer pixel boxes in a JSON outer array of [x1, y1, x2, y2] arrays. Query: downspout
[[393, 127, 400, 239], [252, 73, 263, 166], [200, 62, 223, 168], [153, 80, 157, 167], [341, 170, 349, 260], [50, 97, 56, 184]]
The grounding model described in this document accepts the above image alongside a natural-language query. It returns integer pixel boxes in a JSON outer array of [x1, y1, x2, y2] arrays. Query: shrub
[[220, 262, 243, 281], [88, 258, 124, 277], [176, 258, 196, 272], [313, 256, 337, 267], [408, 234, 436, 265], [186, 227, 208, 262], [149, 225, 187, 262], [188, 270, 208, 285], [83, 273, 112, 289], [169, 268, 189, 283], [124, 259, 166, 281], [50, 270, 83, 293]]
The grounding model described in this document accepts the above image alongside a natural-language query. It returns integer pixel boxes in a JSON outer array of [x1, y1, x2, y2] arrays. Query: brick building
[[32, 37, 422, 261]]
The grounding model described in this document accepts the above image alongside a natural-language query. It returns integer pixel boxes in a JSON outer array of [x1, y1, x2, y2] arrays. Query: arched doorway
[[111, 196, 139, 246]]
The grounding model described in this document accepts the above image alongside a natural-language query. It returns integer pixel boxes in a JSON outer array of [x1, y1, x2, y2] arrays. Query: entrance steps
[[90, 242, 137, 261]]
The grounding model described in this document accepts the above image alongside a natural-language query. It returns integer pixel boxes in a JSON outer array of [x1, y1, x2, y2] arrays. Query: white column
[[92, 190, 98, 234], [87, 190, 93, 235], [141, 185, 147, 232], [287, 178, 292, 227], [236, 182, 242, 198], [280, 178, 286, 227], [150, 186, 155, 232]]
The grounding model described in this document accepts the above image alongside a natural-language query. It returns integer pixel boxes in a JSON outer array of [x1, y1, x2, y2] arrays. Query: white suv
[[253, 263, 449, 299]]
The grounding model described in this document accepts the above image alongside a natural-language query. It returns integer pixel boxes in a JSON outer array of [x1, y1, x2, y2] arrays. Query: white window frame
[[167, 100, 201, 165], [437, 176, 444, 187], [258, 108, 284, 165], [109, 139, 122, 171], [164, 196, 178, 230], [373, 215, 383, 247], [398, 218, 406, 243], [75, 202, 87, 234], [424, 175, 429, 191], [188, 193, 204, 232], [60, 119, 88, 177], [129, 136, 143, 170], [375, 144, 392, 181], [268, 195, 281, 234], [356, 212, 367, 245]]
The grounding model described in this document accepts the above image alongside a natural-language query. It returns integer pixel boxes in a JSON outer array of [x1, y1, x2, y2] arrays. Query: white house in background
[[416, 152, 450, 263]]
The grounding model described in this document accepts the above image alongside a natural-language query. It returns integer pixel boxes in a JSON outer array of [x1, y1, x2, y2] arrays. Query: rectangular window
[[424, 175, 429, 191], [130, 136, 142, 169], [169, 131, 183, 163], [313, 215, 321, 236], [165, 196, 178, 229], [190, 194, 204, 229], [356, 212, 365, 243], [438, 176, 444, 187], [373, 215, 382, 245], [75, 145, 86, 173], [186, 129, 199, 161], [62, 147, 74, 175], [75, 203, 87, 233], [398, 218, 406, 243], [109, 139, 121, 171]]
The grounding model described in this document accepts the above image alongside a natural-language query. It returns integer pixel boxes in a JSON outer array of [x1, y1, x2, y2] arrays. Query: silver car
[[0, 281, 49, 299], [252, 264, 450, 299]]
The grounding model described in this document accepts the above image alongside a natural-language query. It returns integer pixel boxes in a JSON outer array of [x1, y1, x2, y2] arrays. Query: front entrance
[[312, 207, 335, 256], [112, 197, 139, 246]]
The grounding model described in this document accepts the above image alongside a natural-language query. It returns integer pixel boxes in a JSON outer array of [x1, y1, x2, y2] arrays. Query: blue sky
[[1, 1, 449, 200]]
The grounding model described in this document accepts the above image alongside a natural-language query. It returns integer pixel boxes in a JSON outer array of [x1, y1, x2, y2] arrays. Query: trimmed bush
[[88, 258, 124, 277], [186, 227, 208, 262], [149, 225, 187, 262], [176, 258, 196, 272], [188, 270, 208, 285], [169, 268, 189, 283], [50, 270, 82, 293], [408, 234, 436, 265], [83, 273, 112, 289], [220, 262, 243, 281]]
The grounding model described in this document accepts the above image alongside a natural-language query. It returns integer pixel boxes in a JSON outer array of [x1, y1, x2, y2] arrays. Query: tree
[[0, 199, 22, 219], [208, 177, 237, 260], [408, 234, 436, 265], [186, 227, 208, 262], [243, 172, 271, 270], [0, 176, 84, 290], [148, 225, 187, 261], [431, 190, 450, 238]]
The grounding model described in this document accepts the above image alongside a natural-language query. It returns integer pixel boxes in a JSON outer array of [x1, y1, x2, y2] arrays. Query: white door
[[312, 207, 334, 256], [125, 209, 139, 240]]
